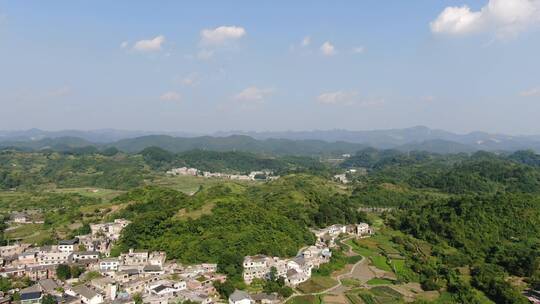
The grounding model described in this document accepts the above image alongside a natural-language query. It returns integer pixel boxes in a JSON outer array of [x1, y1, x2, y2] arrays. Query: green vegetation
[[369, 256, 392, 272], [41, 294, 57, 304], [296, 276, 338, 293], [2, 146, 540, 303], [351, 287, 404, 304], [286, 295, 323, 304], [366, 278, 394, 285], [113, 175, 366, 282], [56, 264, 85, 281]]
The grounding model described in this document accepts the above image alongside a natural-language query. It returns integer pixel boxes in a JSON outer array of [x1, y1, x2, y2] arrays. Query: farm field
[[297, 276, 338, 293], [151, 175, 254, 194]]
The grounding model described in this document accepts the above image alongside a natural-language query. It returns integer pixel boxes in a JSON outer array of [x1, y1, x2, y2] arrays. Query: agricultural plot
[[297, 276, 338, 293], [369, 256, 392, 272], [286, 295, 322, 304], [391, 259, 419, 282], [367, 278, 395, 285], [152, 174, 252, 194], [350, 287, 404, 304], [5, 223, 49, 244]]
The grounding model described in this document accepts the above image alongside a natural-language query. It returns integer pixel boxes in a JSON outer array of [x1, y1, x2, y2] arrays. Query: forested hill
[[108, 135, 368, 156], [110, 175, 366, 280], [0, 134, 367, 156], [3, 145, 540, 303], [4, 126, 540, 152], [392, 193, 540, 304], [343, 149, 540, 194], [0, 149, 330, 191], [140, 147, 327, 174]]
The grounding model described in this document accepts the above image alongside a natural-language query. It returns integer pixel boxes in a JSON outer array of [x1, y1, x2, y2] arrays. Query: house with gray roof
[[229, 289, 252, 304]]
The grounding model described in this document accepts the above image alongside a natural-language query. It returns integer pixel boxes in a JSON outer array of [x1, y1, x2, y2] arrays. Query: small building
[[229, 290, 252, 304], [38, 278, 60, 295], [12, 212, 28, 224], [58, 239, 79, 253], [20, 285, 42, 304], [250, 293, 279, 304], [99, 258, 120, 271], [120, 249, 148, 266], [71, 251, 99, 263], [70, 285, 104, 304]]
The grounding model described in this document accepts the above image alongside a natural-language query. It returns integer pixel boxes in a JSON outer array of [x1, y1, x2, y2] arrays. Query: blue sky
[[1, 0, 539, 134]]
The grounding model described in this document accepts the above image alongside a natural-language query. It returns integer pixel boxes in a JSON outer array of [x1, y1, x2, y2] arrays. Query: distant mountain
[[107, 135, 367, 156], [0, 136, 95, 151], [0, 128, 197, 143], [1, 126, 540, 154], [395, 139, 477, 154], [214, 126, 540, 152]]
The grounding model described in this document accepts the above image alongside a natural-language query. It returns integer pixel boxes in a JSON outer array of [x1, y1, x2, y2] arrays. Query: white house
[[354, 223, 372, 236], [12, 213, 29, 224], [242, 255, 269, 284], [37, 251, 71, 266], [70, 285, 104, 304], [71, 251, 99, 263], [99, 258, 120, 271], [58, 239, 79, 253]]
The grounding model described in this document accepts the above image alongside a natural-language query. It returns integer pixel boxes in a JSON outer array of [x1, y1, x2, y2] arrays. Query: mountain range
[[1, 126, 540, 155]]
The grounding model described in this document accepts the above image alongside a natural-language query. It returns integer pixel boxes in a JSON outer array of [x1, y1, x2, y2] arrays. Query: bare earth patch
[[323, 293, 349, 304]]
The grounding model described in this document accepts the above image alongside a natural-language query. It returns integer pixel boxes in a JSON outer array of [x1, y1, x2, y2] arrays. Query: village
[[165, 168, 279, 182], [0, 218, 372, 304]]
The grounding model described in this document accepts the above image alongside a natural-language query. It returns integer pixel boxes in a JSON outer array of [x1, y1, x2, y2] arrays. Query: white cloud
[[301, 36, 311, 47], [200, 26, 246, 45], [133, 35, 165, 52], [317, 91, 358, 105], [320, 41, 336, 56], [233, 86, 273, 103], [120, 41, 129, 49], [160, 91, 181, 101], [317, 90, 385, 107], [430, 0, 540, 38], [520, 87, 540, 97], [352, 46, 365, 54]]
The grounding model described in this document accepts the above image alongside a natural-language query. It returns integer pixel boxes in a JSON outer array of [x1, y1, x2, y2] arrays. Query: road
[[284, 236, 368, 302]]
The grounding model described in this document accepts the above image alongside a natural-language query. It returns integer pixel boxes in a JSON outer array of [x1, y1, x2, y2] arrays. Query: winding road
[[284, 236, 373, 303]]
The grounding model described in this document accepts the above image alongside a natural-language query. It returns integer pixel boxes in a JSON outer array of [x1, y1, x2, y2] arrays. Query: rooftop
[[230, 289, 251, 302], [72, 285, 99, 299]]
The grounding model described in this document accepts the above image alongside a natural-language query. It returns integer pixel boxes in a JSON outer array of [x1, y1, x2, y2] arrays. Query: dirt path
[[289, 237, 366, 298]]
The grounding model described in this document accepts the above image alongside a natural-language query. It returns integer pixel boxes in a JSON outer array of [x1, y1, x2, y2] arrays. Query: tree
[[42, 294, 57, 304], [213, 280, 235, 299], [278, 286, 294, 298], [269, 266, 277, 281], [133, 293, 143, 304], [70, 266, 84, 278], [0, 277, 12, 293], [56, 264, 71, 280]]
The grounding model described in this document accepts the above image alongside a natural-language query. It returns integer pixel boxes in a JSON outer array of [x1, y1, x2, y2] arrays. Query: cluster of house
[[1, 217, 372, 304], [333, 174, 349, 184], [1, 248, 224, 304], [0, 219, 129, 278], [333, 168, 368, 184], [165, 167, 279, 182], [312, 223, 372, 248], [242, 245, 332, 289], [0, 216, 227, 304], [231, 223, 372, 304], [9, 211, 44, 225]]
